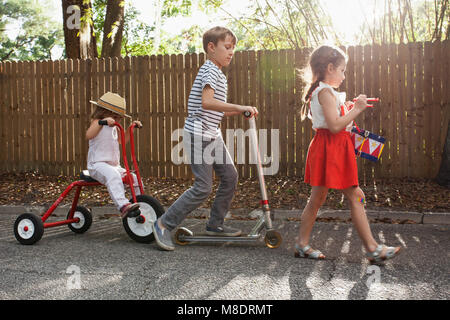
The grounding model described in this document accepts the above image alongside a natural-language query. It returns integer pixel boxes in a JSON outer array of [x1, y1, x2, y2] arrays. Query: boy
[[152, 26, 258, 251]]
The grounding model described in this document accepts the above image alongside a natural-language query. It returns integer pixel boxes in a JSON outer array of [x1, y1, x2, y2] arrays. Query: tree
[[210, 0, 448, 49], [90, 0, 152, 56], [120, 0, 224, 56], [61, 0, 225, 58], [101, 0, 125, 57], [150, 0, 224, 54], [62, 0, 98, 59], [61, 0, 125, 59], [436, 123, 450, 187], [0, 0, 63, 61], [358, 0, 449, 44], [208, 0, 337, 50]]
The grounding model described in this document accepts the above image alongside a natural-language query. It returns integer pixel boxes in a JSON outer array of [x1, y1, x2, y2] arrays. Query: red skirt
[[304, 129, 359, 190]]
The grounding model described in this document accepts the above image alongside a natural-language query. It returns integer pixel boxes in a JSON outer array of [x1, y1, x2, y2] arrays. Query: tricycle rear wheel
[[67, 206, 93, 234]]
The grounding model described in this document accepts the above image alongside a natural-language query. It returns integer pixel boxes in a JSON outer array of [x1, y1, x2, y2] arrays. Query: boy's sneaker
[[152, 219, 175, 251], [120, 203, 140, 219], [206, 224, 242, 237]]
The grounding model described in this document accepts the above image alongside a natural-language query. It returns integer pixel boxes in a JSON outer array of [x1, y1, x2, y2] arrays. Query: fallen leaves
[[0, 171, 448, 213]]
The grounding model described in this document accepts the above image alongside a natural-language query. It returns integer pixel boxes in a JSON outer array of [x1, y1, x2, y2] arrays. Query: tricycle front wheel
[[123, 195, 164, 243]]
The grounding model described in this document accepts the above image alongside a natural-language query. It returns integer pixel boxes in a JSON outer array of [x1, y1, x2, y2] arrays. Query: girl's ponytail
[[304, 79, 321, 103], [300, 79, 321, 121]]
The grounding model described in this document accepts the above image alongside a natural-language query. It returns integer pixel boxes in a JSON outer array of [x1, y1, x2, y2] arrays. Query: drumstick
[[352, 98, 380, 103], [350, 97, 379, 108]]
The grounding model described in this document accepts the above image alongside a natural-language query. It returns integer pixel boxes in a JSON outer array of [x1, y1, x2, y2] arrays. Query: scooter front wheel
[[123, 195, 164, 243], [14, 213, 44, 245], [264, 230, 282, 249]]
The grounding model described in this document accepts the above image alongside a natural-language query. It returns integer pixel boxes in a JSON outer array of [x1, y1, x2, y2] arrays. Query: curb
[[0, 205, 449, 225]]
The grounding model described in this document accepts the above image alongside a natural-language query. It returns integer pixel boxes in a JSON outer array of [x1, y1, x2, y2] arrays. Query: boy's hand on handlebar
[[241, 106, 258, 118], [354, 94, 368, 112], [102, 117, 116, 127]]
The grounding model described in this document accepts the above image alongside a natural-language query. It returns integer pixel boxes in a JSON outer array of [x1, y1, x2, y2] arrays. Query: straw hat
[[89, 92, 131, 118]]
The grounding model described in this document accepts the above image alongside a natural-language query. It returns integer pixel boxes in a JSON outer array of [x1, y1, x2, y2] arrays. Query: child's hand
[[354, 94, 368, 111], [103, 117, 116, 127], [131, 120, 142, 128], [241, 106, 259, 118]]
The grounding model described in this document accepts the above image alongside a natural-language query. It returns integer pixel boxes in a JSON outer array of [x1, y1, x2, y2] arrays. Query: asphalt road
[[0, 212, 448, 300]]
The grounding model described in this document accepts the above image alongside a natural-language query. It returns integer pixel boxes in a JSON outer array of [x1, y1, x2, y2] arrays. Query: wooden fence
[[0, 41, 449, 180]]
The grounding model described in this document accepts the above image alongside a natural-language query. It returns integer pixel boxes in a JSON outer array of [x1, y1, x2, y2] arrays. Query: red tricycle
[[13, 120, 165, 245]]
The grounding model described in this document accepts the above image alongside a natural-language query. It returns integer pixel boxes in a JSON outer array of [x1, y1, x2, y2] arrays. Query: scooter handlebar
[[243, 111, 252, 118]]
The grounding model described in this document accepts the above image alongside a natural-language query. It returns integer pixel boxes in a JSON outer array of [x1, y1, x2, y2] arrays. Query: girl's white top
[[87, 125, 120, 167], [309, 81, 352, 132]]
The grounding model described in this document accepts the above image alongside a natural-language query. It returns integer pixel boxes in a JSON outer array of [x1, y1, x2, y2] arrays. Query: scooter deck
[[178, 234, 261, 243]]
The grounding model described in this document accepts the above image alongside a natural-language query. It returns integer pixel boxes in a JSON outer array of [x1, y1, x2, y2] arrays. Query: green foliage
[[121, 24, 203, 56], [213, 0, 337, 50], [121, 5, 155, 56], [120, 0, 222, 56], [0, 0, 63, 61], [4, 0, 445, 62], [161, 0, 192, 17], [91, 0, 175, 57], [91, 0, 107, 56], [151, 0, 224, 55]]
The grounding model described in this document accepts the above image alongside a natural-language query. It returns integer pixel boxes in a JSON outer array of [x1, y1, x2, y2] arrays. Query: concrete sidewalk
[[1, 205, 449, 224]]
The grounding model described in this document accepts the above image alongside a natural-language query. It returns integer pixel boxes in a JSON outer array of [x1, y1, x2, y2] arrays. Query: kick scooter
[[174, 112, 282, 249]]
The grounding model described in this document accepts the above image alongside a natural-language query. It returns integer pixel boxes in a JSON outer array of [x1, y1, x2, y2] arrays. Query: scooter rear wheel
[[123, 195, 164, 243], [264, 230, 282, 249], [174, 227, 193, 245]]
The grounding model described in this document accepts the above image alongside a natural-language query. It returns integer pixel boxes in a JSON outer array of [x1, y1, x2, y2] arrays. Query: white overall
[[87, 125, 141, 210]]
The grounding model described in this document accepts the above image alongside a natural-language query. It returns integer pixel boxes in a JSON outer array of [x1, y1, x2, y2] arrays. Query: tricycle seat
[[80, 170, 98, 183]]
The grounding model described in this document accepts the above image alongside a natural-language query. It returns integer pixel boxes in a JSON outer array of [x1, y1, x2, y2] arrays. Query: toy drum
[[350, 127, 385, 162]]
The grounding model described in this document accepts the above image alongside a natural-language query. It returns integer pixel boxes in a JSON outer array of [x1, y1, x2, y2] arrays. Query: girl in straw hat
[[86, 92, 143, 219]]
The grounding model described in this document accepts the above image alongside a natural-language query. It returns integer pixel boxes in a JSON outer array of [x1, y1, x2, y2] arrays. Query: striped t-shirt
[[184, 60, 227, 139]]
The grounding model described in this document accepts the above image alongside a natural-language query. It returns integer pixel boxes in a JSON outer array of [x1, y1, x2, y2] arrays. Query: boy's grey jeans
[[160, 131, 238, 231]]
